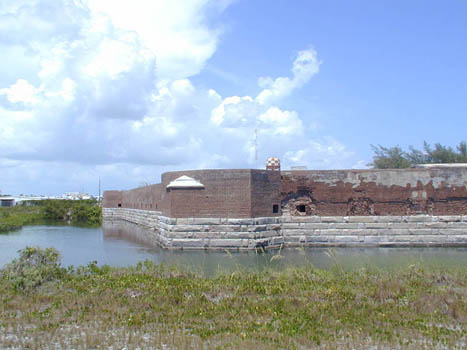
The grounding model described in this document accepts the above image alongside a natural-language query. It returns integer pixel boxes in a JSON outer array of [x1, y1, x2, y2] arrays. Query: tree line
[[0, 199, 101, 233], [369, 141, 467, 169]]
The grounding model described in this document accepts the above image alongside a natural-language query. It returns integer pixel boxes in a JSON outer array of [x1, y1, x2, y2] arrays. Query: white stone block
[[347, 216, 375, 223], [320, 216, 345, 223], [209, 239, 243, 248], [406, 215, 432, 223], [364, 223, 389, 229], [439, 216, 462, 222]]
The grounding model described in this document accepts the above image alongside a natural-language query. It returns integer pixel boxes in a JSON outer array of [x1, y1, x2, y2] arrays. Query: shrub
[[42, 200, 70, 220], [72, 202, 102, 225], [2, 246, 64, 292]]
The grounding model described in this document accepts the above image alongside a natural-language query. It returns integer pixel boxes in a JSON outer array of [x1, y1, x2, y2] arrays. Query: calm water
[[1, 224, 467, 275]]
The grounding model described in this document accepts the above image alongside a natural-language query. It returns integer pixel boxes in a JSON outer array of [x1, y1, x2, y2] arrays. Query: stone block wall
[[280, 215, 467, 247], [103, 208, 467, 250]]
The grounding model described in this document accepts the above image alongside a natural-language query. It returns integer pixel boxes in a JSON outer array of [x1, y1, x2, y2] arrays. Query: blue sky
[[0, 0, 466, 196], [204, 0, 467, 157]]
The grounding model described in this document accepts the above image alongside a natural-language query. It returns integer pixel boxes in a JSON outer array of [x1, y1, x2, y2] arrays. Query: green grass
[[0, 248, 466, 349]]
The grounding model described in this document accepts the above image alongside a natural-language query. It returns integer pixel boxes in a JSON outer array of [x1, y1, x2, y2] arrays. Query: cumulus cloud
[[86, 0, 227, 80], [207, 48, 346, 169], [0, 79, 41, 105], [0, 0, 352, 196], [256, 49, 321, 105], [210, 48, 320, 134]]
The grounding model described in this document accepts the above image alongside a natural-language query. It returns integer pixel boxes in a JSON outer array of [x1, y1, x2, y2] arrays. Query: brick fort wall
[[103, 166, 467, 218], [280, 167, 467, 216], [162, 170, 252, 218]]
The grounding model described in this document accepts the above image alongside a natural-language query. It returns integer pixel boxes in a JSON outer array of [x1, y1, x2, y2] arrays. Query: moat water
[[1, 224, 466, 275]]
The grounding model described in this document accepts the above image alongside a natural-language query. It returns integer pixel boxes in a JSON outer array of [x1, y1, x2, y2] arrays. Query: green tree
[[368, 145, 412, 169], [423, 142, 458, 163], [456, 141, 467, 162], [369, 141, 467, 169], [42, 200, 70, 220], [72, 202, 102, 225]]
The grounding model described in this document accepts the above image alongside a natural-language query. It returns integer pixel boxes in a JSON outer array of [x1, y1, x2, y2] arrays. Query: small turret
[[266, 157, 280, 171]]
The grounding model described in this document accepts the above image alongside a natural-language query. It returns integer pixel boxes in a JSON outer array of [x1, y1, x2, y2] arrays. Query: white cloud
[[205, 48, 346, 170], [0, 0, 353, 196], [256, 48, 321, 105], [86, 0, 227, 80], [0, 79, 41, 104], [258, 107, 303, 136], [210, 95, 256, 126], [283, 138, 353, 169]]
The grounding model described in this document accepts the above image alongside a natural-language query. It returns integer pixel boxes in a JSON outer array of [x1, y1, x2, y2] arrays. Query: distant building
[[0, 197, 16, 207], [63, 192, 92, 200], [290, 166, 308, 171]]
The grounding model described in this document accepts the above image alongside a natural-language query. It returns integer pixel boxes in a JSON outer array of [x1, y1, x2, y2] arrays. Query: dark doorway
[[117, 203, 122, 208], [273, 204, 279, 214]]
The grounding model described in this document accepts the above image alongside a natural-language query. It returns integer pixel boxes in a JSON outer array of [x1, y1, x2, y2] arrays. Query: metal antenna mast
[[254, 128, 258, 169]]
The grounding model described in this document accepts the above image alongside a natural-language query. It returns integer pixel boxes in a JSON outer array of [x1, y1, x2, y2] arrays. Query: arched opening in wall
[[297, 204, 306, 213], [117, 203, 122, 208], [273, 204, 279, 214]]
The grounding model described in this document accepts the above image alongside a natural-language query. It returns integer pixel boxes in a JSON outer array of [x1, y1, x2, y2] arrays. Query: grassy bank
[[0, 200, 101, 233], [0, 247, 465, 349]]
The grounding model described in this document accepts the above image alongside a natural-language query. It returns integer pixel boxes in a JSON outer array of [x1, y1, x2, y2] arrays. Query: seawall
[[103, 208, 467, 250]]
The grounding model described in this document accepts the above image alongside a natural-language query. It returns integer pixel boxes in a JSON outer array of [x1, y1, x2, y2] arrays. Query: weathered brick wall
[[103, 167, 467, 218], [250, 170, 281, 217], [102, 190, 122, 208], [104, 184, 164, 211], [280, 167, 467, 216], [120, 184, 163, 211], [162, 170, 252, 218]]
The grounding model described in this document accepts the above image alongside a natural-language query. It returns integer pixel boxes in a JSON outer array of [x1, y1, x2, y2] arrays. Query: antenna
[[254, 128, 258, 169]]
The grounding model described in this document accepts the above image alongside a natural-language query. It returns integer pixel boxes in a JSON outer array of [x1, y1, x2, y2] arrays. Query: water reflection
[[0, 222, 466, 276]]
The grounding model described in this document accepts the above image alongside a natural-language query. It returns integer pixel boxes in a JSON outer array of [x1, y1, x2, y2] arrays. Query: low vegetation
[[370, 141, 467, 169], [0, 199, 101, 233], [0, 204, 43, 233], [0, 247, 465, 349], [41, 199, 102, 226]]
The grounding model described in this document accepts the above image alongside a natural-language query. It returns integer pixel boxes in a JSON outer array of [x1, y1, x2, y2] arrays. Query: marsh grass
[[0, 248, 466, 349]]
